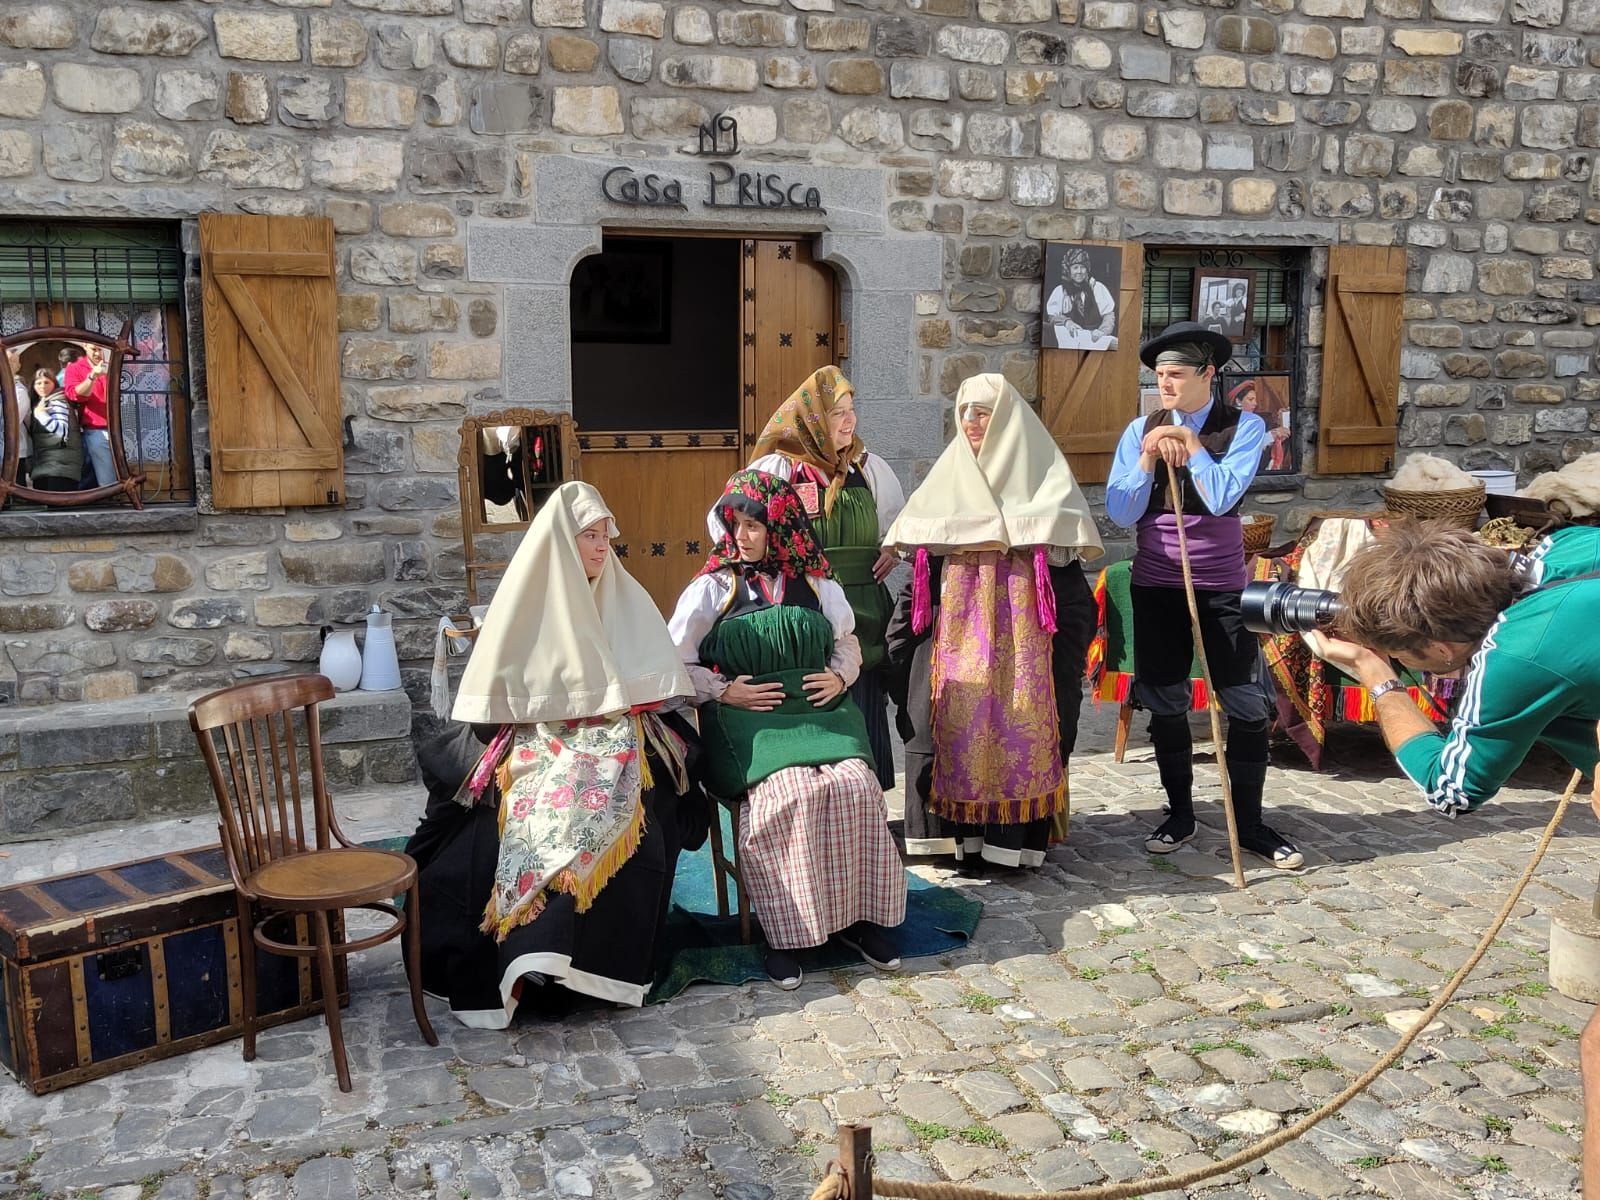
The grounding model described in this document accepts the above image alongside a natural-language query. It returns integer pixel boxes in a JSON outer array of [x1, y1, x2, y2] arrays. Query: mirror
[[456, 407, 580, 609]]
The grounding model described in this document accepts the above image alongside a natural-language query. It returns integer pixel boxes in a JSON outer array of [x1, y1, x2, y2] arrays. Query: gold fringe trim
[[634, 714, 655, 792], [930, 779, 1066, 827], [478, 798, 647, 943]]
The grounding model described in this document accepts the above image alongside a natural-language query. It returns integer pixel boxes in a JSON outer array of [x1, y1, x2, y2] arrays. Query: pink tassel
[[911, 547, 933, 635], [1034, 546, 1057, 634], [469, 725, 513, 799]]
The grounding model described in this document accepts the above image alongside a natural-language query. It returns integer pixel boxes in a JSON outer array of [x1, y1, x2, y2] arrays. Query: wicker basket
[[1381, 481, 1486, 530], [1241, 513, 1277, 556]]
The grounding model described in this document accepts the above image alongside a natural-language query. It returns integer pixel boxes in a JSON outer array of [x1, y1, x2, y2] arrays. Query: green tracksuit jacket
[[1395, 525, 1600, 814]]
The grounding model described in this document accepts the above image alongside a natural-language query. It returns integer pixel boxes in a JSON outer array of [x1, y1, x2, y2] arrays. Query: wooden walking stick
[[1164, 455, 1247, 890]]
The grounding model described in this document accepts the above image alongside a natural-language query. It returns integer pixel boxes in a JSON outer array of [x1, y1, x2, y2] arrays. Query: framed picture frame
[[1042, 241, 1123, 352], [570, 239, 672, 344], [1192, 268, 1254, 340]]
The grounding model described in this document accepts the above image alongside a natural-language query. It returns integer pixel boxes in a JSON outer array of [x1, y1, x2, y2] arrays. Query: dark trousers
[[1131, 583, 1277, 839]]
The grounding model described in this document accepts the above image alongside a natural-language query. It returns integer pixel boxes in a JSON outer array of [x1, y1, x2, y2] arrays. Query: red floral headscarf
[[699, 470, 830, 581]]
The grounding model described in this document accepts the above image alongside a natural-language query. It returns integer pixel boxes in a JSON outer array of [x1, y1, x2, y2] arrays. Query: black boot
[[1146, 714, 1195, 853], [1226, 737, 1303, 870]]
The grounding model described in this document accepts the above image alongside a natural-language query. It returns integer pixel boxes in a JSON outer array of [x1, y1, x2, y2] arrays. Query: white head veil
[[451, 481, 693, 724]]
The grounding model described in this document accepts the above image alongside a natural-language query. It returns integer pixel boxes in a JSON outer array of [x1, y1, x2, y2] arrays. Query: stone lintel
[[1123, 217, 1341, 245]]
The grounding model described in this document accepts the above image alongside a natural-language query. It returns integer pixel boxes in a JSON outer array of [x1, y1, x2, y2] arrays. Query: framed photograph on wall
[[1043, 242, 1122, 352], [570, 239, 672, 343], [1224, 374, 1293, 473], [1192, 269, 1253, 340]]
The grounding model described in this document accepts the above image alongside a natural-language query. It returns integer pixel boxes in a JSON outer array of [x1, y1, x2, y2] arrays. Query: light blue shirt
[[1104, 400, 1267, 529]]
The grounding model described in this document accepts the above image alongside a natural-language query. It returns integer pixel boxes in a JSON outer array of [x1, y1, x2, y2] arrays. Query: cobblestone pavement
[[2, 704, 1593, 1200]]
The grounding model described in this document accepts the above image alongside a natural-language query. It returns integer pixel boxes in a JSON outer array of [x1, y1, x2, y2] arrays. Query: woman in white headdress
[[405, 481, 702, 1026], [884, 374, 1103, 869]]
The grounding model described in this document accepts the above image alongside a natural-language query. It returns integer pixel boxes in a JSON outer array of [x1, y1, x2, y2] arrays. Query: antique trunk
[[0, 845, 348, 1094]]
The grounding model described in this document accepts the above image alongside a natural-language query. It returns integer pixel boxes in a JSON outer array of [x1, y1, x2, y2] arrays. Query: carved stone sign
[[598, 161, 825, 213]]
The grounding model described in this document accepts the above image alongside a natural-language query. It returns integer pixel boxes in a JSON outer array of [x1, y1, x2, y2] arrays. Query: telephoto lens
[[1240, 582, 1346, 636]]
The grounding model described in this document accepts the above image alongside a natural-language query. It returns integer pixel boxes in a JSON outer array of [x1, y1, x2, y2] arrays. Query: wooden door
[[1039, 239, 1144, 485], [579, 432, 740, 614], [741, 238, 840, 451]]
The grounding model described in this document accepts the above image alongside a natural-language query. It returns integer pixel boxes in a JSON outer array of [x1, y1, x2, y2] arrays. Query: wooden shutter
[[741, 238, 839, 450], [1039, 239, 1144, 485], [1316, 244, 1404, 475], [200, 213, 344, 508]]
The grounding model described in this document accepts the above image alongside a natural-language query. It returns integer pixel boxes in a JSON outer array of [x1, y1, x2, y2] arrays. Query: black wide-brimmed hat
[[1138, 321, 1233, 370]]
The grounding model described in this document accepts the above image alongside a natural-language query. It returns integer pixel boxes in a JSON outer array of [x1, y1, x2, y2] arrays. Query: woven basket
[[1381, 481, 1486, 530], [1241, 513, 1277, 556]]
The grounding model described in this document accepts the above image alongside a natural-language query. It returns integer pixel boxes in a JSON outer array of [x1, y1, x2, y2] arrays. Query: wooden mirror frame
[[0, 320, 147, 509], [455, 407, 581, 612]]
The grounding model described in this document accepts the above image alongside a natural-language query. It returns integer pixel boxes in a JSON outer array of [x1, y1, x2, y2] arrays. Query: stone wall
[[0, 0, 1596, 705]]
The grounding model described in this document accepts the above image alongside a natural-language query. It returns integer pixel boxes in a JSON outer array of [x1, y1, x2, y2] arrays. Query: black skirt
[[405, 716, 706, 1026]]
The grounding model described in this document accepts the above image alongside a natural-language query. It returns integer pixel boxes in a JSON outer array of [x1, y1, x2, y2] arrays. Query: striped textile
[[738, 758, 906, 951]]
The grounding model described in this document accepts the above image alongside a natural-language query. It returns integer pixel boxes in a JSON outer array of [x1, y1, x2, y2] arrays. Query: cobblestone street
[[2, 703, 1592, 1200]]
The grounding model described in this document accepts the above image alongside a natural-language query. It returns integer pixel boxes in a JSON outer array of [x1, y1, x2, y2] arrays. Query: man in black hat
[[1105, 321, 1302, 869]]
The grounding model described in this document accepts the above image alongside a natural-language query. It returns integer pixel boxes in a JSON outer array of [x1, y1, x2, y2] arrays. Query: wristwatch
[[1368, 678, 1406, 703]]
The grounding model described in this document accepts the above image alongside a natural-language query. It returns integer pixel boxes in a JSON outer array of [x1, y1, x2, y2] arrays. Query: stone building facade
[[0, 0, 1595, 717]]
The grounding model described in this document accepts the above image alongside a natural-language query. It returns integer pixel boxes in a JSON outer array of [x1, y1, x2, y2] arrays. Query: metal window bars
[[1141, 247, 1308, 476]]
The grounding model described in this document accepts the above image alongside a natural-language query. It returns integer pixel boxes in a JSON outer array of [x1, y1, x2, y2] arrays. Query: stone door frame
[[465, 155, 946, 474]]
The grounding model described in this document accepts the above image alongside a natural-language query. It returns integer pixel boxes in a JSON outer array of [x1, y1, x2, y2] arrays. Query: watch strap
[[1368, 678, 1406, 703]]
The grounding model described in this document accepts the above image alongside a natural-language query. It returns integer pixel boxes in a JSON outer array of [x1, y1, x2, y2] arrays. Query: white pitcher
[[359, 604, 402, 691], [318, 627, 363, 692]]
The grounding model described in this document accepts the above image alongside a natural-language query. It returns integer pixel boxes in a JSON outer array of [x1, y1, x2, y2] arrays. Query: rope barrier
[[806, 1165, 848, 1200], [1164, 457, 1246, 889], [847, 768, 1583, 1200]]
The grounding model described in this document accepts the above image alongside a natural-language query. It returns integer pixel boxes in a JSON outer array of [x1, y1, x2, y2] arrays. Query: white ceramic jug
[[359, 604, 402, 691], [318, 627, 363, 692]]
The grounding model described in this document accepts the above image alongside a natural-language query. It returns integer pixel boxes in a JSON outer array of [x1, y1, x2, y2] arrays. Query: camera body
[[1240, 581, 1344, 636]]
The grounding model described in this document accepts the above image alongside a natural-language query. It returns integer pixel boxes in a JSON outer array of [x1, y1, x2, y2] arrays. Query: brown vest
[[1144, 400, 1243, 519]]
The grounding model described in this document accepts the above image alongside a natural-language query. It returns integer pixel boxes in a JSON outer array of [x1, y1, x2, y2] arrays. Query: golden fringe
[[931, 779, 1066, 827], [495, 757, 513, 799], [477, 798, 647, 942], [633, 715, 655, 792]]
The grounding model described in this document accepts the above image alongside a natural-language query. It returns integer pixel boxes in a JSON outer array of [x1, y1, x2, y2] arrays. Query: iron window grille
[[0, 222, 192, 507], [1141, 247, 1308, 477]]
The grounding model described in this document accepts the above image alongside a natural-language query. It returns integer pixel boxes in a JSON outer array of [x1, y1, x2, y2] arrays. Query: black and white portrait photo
[[1043, 242, 1121, 352], [1193, 270, 1253, 340]]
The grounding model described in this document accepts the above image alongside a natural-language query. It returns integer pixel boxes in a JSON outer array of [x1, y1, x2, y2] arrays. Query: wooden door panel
[[581, 443, 740, 615], [742, 239, 838, 450], [1316, 245, 1405, 475]]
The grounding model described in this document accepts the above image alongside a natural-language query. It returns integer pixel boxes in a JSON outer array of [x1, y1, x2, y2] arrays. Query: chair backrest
[[188, 674, 337, 879]]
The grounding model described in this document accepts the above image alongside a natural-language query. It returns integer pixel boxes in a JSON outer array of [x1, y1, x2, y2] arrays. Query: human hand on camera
[[802, 669, 846, 707], [722, 675, 783, 712], [1304, 630, 1391, 685]]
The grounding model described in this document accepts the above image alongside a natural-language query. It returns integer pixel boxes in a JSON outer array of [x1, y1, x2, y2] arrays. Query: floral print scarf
[[751, 366, 862, 517], [699, 469, 831, 581], [468, 711, 688, 942]]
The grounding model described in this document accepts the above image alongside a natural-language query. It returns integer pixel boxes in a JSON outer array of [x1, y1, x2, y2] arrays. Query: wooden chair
[[188, 674, 437, 1092], [706, 793, 754, 945]]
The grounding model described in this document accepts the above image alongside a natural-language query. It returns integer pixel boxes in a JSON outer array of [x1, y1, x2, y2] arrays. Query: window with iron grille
[[0, 222, 193, 507], [1140, 247, 1309, 477]]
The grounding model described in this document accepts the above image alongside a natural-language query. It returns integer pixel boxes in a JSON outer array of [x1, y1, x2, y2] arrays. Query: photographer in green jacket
[[1311, 519, 1600, 1197]]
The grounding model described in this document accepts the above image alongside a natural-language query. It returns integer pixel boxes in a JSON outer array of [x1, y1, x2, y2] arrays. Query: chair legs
[[708, 809, 731, 920], [404, 883, 439, 1048], [312, 909, 352, 1093], [1114, 702, 1133, 764], [730, 802, 752, 946], [236, 894, 258, 1063]]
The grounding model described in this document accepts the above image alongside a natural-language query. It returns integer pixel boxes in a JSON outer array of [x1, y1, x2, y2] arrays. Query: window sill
[[0, 505, 199, 539], [1249, 474, 1304, 494]]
